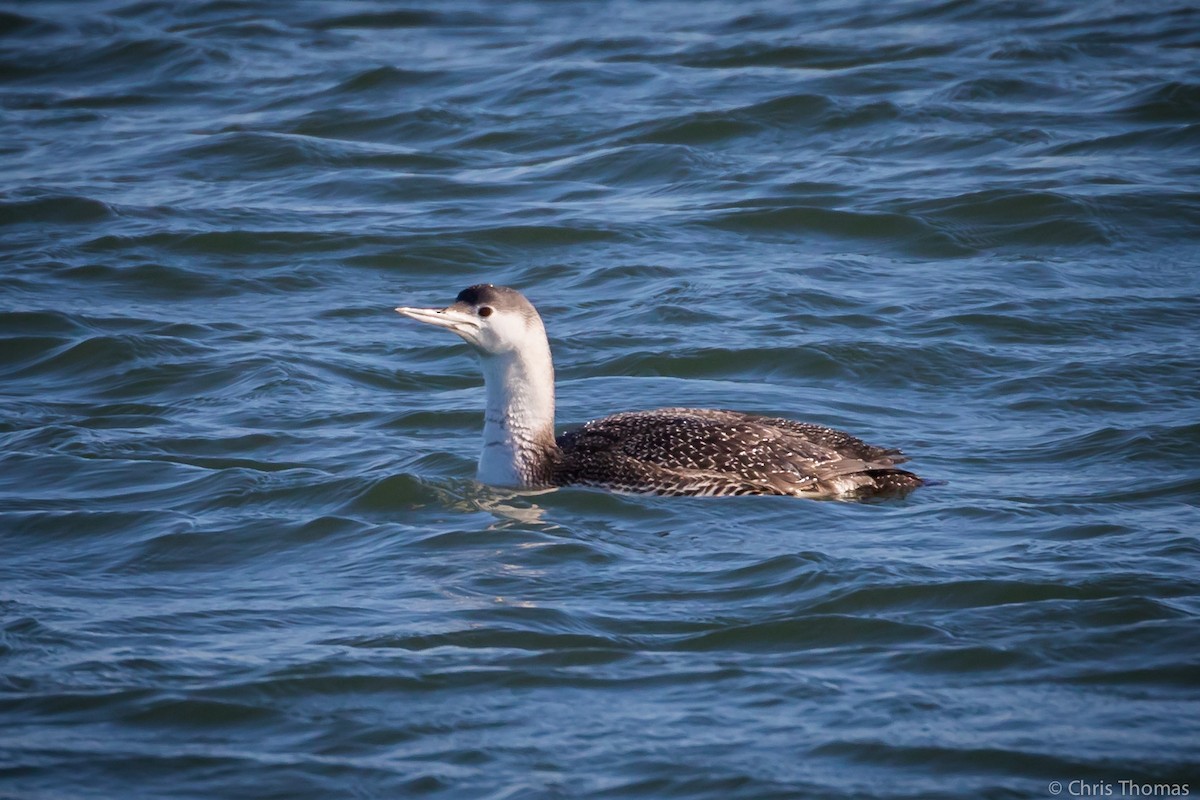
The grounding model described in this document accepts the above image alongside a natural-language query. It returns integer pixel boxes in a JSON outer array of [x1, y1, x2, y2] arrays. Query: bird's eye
[[478, 306, 493, 318]]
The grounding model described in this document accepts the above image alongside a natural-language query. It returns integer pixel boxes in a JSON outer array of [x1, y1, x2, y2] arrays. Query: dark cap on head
[[455, 284, 529, 311]]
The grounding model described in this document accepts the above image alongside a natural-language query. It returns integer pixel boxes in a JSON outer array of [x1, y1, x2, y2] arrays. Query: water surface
[[2, 1, 1199, 798]]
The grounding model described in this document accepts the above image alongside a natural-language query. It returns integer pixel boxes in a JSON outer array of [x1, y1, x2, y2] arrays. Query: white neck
[[476, 338, 557, 487]]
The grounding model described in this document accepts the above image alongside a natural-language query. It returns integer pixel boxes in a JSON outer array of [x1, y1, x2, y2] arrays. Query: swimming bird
[[395, 284, 923, 499]]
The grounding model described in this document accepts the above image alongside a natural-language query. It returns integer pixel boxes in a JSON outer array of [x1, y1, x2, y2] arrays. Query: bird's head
[[395, 284, 545, 357]]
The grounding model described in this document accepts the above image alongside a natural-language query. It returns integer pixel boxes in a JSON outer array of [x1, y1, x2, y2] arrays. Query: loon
[[395, 284, 923, 499]]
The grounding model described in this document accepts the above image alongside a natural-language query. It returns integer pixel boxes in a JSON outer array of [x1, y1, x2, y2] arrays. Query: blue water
[[2, 1, 1199, 797]]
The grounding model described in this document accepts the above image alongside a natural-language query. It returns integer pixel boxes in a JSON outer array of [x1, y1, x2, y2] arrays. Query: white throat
[[476, 337, 556, 487]]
